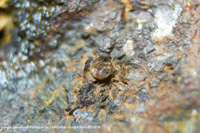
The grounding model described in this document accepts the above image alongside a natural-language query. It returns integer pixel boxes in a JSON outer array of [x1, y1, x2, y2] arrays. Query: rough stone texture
[[0, 0, 200, 132]]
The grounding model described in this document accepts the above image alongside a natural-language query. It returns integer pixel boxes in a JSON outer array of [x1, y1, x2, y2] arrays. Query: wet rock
[[108, 100, 121, 114], [88, 0, 123, 32], [114, 83, 127, 91], [53, 72, 74, 88], [97, 109, 107, 123], [143, 42, 155, 54], [148, 53, 179, 72], [126, 70, 147, 82], [97, 37, 115, 52], [0, 69, 7, 88], [111, 48, 125, 59], [73, 109, 94, 125], [70, 47, 85, 58], [0, 0, 200, 132], [150, 4, 182, 42], [129, 10, 154, 24], [79, 83, 95, 95], [78, 95, 96, 106], [135, 88, 151, 103], [69, 106, 81, 116], [132, 103, 146, 113], [100, 95, 108, 103], [150, 77, 160, 89], [66, 93, 75, 106], [55, 118, 66, 132], [123, 39, 135, 57]]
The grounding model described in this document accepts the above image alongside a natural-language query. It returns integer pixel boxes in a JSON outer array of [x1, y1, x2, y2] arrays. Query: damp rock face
[[0, 0, 200, 132]]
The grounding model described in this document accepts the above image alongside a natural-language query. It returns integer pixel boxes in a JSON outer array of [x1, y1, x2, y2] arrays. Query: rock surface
[[0, 0, 200, 132]]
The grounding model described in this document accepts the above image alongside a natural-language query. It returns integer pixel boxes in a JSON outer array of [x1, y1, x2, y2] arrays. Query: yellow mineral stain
[[0, 12, 13, 46], [43, 87, 65, 108], [0, 0, 7, 7], [121, 0, 132, 20]]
